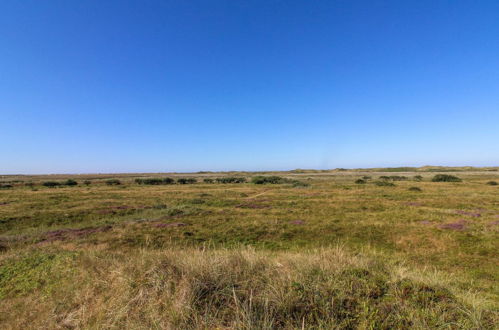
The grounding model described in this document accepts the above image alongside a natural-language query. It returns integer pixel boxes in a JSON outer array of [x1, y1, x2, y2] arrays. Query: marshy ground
[[0, 168, 498, 328]]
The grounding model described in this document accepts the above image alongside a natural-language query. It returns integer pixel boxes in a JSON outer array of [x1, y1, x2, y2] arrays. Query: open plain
[[0, 168, 498, 328]]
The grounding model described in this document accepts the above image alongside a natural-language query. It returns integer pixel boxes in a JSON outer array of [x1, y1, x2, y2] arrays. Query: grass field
[[1, 168, 498, 328]]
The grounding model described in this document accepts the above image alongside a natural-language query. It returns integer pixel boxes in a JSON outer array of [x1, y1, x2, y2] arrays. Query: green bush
[[0, 184, 13, 189], [105, 179, 121, 185], [355, 179, 366, 184], [42, 181, 60, 187], [413, 175, 423, 181], [177, 178, 197, 184], [486, 181, 498, 185], [136, 178, 175, 185], [163, 178, 175, 184], [215, 177, 246, 184], [64, 179, 78, 186], [203, 178, 214, 184], [390, 175, 408, 181], [431, 174, 462, 182], [291, 180, 310, 187], [251, 176, 288, 184]]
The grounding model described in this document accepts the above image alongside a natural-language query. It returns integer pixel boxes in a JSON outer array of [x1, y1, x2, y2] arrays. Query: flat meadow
[[0, 168, 498, 329]]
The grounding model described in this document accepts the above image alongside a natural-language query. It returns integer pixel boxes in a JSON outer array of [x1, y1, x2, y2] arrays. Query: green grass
[[0, 169, 498, 328]]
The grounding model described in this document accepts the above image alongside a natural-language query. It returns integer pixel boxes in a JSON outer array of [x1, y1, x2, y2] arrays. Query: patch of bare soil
[[39, 226, 112, 243], [439, 219, 468, 230], [455, 210, 481, 217], [289, 220, 305, 225], [419, 220, 433, 225], [405, 202, 423, 207]]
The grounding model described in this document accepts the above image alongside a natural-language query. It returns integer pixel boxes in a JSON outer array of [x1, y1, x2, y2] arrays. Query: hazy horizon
[[2, 164, 498, 176]]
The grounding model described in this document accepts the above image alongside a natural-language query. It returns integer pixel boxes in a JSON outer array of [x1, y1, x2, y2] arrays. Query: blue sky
[[1, 1, 498, 174]]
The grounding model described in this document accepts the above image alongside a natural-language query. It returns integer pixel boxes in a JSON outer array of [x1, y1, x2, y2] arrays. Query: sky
[[1, 0, 498, 174]]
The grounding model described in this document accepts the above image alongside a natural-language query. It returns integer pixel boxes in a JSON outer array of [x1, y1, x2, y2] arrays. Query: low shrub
[[83, 180, 92, 185], [203, 178, 214, 184], [215, 177, 246, 184], [392, 176, 408, 181], [64, 179, 78, 186], [291, 180, 310, 187], [413, 175, 423, 181], [486, 181, 497, 186], [177, 178, 197, 184], [42, 181, 61, 187], [251, 176, 288, 184], [355, 179, 366, 184], [105, 179, 121, 185], [0, 184, 13, 189], [431, 174, 462, 182], [362, 176, 371, 180], [163, 178, 175, 184], [136, 178, 175, 185], [408, 187, 422, 192]]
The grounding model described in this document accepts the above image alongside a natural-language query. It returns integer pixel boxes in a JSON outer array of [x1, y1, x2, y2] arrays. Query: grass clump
[[374, 181, 395, 187], [408, 186, 422, 192], [486, 181, 497, 186], [431, 174, 462, 182], [290, 180, 310, 187], [355, 179, 366, 184]]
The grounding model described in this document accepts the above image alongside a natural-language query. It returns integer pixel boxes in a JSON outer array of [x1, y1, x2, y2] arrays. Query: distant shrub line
[[379, 175, 409, 181], [105, 179, 121, 185], [42, 180, 78, 187], [135, 178, 175, 185], [251, 176, 288, 184]]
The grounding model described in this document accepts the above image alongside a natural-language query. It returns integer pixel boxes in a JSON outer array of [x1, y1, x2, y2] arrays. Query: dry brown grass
[[1, 247, 497, 329]]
